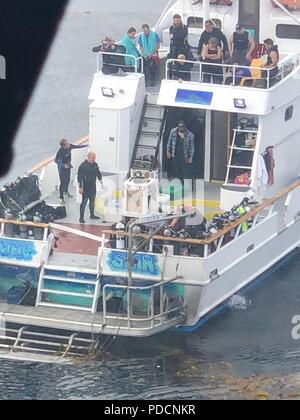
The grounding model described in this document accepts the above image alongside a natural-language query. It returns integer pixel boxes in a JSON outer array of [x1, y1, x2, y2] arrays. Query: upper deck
[[96, 51, 300, 115]]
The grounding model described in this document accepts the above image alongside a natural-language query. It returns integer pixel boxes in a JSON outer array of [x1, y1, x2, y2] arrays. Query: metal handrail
[[165, 53, 300, 88], [103, 278, 185, 328], [97, 51, 144, 74], [103, 177, 300, 247]]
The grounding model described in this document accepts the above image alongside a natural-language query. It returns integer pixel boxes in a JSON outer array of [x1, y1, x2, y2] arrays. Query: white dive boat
[[1, 0, 300, 360]]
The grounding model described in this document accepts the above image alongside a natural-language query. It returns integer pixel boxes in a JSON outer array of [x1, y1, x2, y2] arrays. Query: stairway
[[36, 265, 101, 313], [130, 95, 166, 171], [0, 324, 98, 361]]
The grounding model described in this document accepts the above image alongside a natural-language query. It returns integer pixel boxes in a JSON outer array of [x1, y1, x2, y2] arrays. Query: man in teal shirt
[[121, 27, 140, 70], [138, 24, 160, 87]]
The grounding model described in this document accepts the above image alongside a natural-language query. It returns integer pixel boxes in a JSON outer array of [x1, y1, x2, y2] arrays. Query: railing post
[[151, 287, 155, 328], [127, 286, 131, 329], [160, 284, 164, 325], [199, 61, 202, 82], [267, 69, 270, 89], [103, 286, 107, 325]]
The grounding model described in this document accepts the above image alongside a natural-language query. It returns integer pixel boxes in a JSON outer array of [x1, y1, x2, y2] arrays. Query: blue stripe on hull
[[175, 247, 300, 334]]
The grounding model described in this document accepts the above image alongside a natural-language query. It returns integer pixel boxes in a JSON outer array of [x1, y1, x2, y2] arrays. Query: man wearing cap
[[229, 24, 255, 64], [167, 121, 195, 183]]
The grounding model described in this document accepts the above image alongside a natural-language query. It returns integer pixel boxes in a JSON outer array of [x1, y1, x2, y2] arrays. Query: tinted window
[[187, 17, 203, 29], [187, 17, 222, 30], [276, 24, 300, 39], [285, 105, 294, 121]]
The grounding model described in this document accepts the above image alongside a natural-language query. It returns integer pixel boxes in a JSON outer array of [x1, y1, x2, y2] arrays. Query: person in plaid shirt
[[167, 121, 195, 183]]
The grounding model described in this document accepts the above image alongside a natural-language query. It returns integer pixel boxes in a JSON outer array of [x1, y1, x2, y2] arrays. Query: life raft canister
[[272, 0, 300, 10]]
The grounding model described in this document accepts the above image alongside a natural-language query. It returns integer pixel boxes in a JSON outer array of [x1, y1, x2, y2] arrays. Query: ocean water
[[1, 0, 300, 400]]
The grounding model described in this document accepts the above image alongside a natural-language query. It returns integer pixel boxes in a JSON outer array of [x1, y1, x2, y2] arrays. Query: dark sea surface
[[1, 0, 300, 400]]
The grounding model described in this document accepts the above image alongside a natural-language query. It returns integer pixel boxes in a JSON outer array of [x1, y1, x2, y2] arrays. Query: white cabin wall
[[258, 95, 300, 197], [260, 0, 300, 54]]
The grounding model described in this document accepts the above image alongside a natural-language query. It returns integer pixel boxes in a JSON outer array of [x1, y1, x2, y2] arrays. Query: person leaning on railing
[[202, 38, 223, 84], [92, 37, 126, 75], [171, 53, 194, 82], [262, 38, 279, 87]]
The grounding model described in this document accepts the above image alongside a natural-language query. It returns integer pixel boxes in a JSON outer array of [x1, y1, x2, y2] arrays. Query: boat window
[[285, 105, 294, 122], [187, 17, 222, 30], [276, 24, 300, 40], [187, 17, 203, 29]]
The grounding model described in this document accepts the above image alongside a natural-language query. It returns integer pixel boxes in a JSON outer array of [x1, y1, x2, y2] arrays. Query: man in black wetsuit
[[78, 151, 105, 224], [198, 20, 229, 60], [55, 139, 88, 204]]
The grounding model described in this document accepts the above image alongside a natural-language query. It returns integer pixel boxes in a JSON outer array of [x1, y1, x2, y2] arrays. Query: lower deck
[[0, 303, 185, 337]]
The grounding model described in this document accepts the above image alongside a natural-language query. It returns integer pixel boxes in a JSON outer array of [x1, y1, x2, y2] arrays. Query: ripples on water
[[1, 253, 300, 400]]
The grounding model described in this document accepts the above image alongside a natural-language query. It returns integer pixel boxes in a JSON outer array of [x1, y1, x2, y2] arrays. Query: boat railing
[[0, 218, 50, 242], [97, 51, 144, 74], [102, 178, 300, 258], [165, 52, 300, 89], [102, 275, 186, 331]]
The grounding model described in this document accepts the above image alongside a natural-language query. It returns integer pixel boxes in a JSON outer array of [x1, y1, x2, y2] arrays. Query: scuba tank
[[33, 212, 43, 241], [4, 210, 14, 237], [132, 225, 142, 251], [177, 229, 191, 256], [19, 214, 29, 239], [115, 221, 126, 250]]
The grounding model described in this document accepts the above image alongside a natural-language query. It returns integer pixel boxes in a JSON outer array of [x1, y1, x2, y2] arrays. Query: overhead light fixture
[[102, 87, 114, 97], [234, 98, 246, 109]]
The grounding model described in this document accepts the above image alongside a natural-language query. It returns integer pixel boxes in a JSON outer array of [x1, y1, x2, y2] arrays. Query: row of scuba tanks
[[112, 197, 257, 253], [3, 210, 45, 241]]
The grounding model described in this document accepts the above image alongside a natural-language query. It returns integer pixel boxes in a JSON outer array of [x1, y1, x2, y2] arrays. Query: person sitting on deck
[[121, 27, 140, 71], [169, 14, 189, 59], [225, 58, 252, 86], [55, 139, 88, 204], [172, 53, 194, 82], [138, 24, 160, 87], [202, 37, 223, 84], [262, 38, 279, 87]]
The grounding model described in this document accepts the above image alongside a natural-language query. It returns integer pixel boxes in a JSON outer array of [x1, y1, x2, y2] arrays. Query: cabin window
[[187, 17, 203, 29], [187, 17, 222, 30], [276, 24, 300, 40], [285, 105, 294, 122]]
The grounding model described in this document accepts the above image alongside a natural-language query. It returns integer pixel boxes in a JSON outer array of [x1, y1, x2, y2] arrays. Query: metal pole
[[203, 0, 210, 22]]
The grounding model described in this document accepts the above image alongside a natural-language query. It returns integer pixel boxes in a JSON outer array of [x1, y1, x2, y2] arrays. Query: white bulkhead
[[89, 72, 146, 175]]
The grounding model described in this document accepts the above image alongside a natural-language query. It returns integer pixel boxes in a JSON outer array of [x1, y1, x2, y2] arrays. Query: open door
[[239, 0, 260, 42]]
